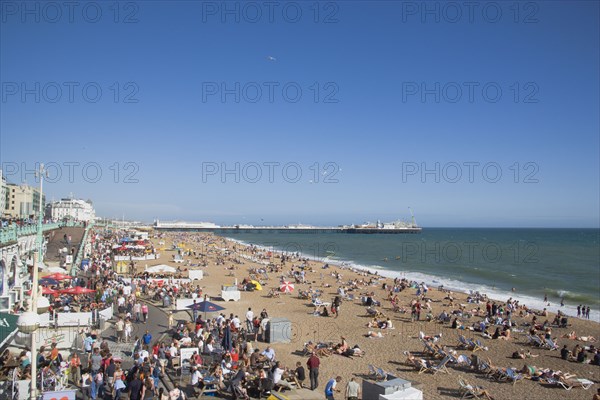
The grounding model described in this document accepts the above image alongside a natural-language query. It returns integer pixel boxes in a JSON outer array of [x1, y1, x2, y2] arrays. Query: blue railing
[[71, 222, 94, 276], [0, 220, 84, 245]]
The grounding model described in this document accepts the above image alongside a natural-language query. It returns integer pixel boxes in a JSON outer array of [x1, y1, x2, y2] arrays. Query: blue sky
[[1, 1, 598, 227]]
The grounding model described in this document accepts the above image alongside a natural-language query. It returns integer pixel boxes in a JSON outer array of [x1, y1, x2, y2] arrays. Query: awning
[[0, 312, 19, 348]]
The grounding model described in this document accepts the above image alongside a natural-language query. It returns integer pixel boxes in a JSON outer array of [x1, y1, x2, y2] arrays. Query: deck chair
[[525, 335, 538, 346], [455, 354, 472, 369], [458, 376, 493, 400], [429, 355, 452, 375], [465, 338, 480, 351], [435, 347, 449, 360], [505, 368, 524, 385], [422, 340, 438, 356], [312, 298, 330, 308], [414, 358, 430, 374], [472, 339, 487, 352], [476, 358, 492, 375], [492, 368, 509, 382], [458, 335, 473, 350], [545, 338, 559, 350], [376, 367, 390, 381], [548, 377, 595, 390], [529, 335, 545, 348], [368, 364, 384, 380]]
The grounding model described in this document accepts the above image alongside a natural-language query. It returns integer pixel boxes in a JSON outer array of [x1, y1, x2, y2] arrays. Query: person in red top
[[230, 348, 239, 366], [307, 352, 320, 390]]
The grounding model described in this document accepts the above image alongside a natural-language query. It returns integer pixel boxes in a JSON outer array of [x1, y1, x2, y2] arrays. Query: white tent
[[47, 266, 68, 274], [145, 264, 177, 274]]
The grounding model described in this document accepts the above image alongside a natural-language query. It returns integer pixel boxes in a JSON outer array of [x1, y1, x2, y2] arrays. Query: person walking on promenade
[[168, 312, 174, 330], [116, 317, 124, 343], [134, 302, 142, 323], [192, 299, 198, 322], [307, 351, 320, 390], [142, 303, 149, 323]]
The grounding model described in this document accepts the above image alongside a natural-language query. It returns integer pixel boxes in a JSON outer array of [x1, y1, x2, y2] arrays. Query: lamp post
[[16, 163, 47, 400]]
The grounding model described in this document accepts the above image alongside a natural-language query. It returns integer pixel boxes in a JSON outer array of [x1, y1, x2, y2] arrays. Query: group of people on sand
[[154, 230, 600, 400]]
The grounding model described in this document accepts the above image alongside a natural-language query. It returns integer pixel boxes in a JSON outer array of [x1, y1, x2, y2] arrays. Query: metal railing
[[71, 222, 94, 276], [0, 220, 84, 245]]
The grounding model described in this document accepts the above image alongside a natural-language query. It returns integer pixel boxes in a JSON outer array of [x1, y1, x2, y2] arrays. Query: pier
[[154, 224, 422, 234]]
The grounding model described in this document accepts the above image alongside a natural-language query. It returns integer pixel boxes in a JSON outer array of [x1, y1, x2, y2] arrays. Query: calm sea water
[[219, 228, 600, 321]]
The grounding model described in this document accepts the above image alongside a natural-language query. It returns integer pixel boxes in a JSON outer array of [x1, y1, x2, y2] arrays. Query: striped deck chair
[[545, 338, 559, 350], [422, 340, 437, 356], [430, 355, 452, 375], [505, 368, 524, 385], [457, 335, 472, 349]]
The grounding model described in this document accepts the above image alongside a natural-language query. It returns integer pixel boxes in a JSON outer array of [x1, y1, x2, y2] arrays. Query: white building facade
[[5, 184, 45, 219], [46, 198, 96, 222], [0, 170, 7, 217]]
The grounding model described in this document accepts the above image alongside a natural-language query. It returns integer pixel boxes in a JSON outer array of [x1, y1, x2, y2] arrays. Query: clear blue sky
[[1, 1, 598, 227]]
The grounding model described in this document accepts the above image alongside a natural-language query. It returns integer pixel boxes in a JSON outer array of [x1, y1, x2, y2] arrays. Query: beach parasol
[[28, 287, 59, 296], [61, 286, 96, 295], [46, 266, 68, 274], [39, 278, 59, 286], [186, 299, 226, 320], [279, 281, 294, 293], [44, 272, 73, 281], [145, 264, 177, 274]]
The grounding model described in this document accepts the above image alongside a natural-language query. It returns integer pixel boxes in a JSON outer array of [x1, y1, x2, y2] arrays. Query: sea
[[217, 228, 600, 322]]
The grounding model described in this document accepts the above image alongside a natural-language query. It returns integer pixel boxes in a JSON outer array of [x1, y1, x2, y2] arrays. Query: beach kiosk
[[221, 285, 241, 301], [265, 317, 291, 344], [362, 374, 422, 400]]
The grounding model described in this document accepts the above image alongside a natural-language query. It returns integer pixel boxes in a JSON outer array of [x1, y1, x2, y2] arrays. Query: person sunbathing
[[403, 351, 417, 366], [365, 331, 384, 338], [461, 378, 495, 400], [562, 331, 598, 342], [366, 318, 379, 328], [334, 337, 349, 354], [513, 349, 539, 360]]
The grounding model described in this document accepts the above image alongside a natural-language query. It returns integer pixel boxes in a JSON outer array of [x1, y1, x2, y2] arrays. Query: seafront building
[[45, 197, 96, 222], [0, 170, 8, 217], [4, 183, 45, 219]]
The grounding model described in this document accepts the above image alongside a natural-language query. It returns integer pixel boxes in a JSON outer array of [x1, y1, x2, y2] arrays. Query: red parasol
[[27, 287, 60, 296], [44, 273, 73, 281], [61, 286, 96, 295], [279, 281, 295, 293]]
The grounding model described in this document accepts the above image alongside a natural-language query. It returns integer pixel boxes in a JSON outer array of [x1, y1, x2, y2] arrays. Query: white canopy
[[47, 266, 68, 274], [145, 264, 177, 274]]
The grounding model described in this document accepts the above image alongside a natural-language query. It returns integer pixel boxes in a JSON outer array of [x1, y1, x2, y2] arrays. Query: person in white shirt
[[245, 308, 254, 330], [190, 367, 203, 386], [272, 362, 293, 390], [169, 344, 178, 358], [232, 316, 241, 330]]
